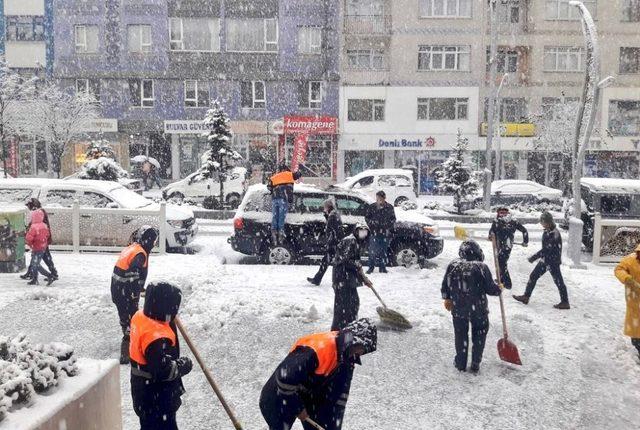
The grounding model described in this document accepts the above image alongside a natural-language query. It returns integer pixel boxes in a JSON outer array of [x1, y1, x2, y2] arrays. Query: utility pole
[[483, 0, 498, 211], [495, 73, 509, 180]]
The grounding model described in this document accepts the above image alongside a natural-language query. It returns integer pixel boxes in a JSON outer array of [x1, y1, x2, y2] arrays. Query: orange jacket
[[291, 331, 339, 376], [270, 171, 295, 187], [115, 243, 148, 271], [129, 310, 176, 365]]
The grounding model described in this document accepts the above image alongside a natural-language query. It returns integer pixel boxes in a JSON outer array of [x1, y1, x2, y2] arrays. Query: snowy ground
[[0, 235, 638, 429]]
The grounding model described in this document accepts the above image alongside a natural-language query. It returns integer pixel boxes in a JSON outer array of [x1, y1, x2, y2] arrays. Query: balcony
[[479, 122, 536, 137], [344, 15, 391, 35]]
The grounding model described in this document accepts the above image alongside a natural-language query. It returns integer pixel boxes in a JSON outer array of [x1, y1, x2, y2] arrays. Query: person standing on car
[[513, 211, 570, 309], [21, 198, 58, 282], [332, 224, 373, 331], [111, 226, 159, 364], [442, 240, 502, 373], [307, 199, 343, 286], [129, 282, 193, 430], [365, 191, 396, 274], [488, 207, 529, 290], [259, 318, 377, 430], [614, 244, 640, 361], [267, 164, 302, 245]]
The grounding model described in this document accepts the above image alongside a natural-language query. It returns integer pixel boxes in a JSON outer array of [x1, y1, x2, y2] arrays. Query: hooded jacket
[[332, 225, 369, 286], [325, 208, 344, 252], [25, 210, 50, 252], [614, 249, 640, 338], [365, 201, 396, 236]]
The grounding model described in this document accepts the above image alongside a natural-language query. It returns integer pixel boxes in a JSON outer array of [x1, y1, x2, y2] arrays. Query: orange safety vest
[[270, 171, 295, 187], [291, 331, 339, 377], [129, 310, 176, 365], [115, 243, 148, 271]]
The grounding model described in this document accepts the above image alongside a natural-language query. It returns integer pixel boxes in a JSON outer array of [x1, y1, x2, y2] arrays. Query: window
[[497, 2, 520, 23], [353, 176, 375, 188], [226, 18, 278, 52], [601, 195, 631, 214], [169, 18, 220, 52], [620, 47, 640, 74], [487, 49, 519, 73], [298, 27, 322, 55], [335, 196, 367, 216], [297, 196, 325, 214], [347, 99, 385, 121], [346, 49, 385, 69], [240, 81, 266, 109], [622, 0, 640, 21], [5, 16, 45, 41], [74, 25, 99, 53], [45, 190, 77, 208], [79, 192, 115, 208], [75, 79, 101, 100], [346, 0, 384, 16], [129, 79, 154, 107], [418, 45, 470, 71], [184, 80, 210, 108], [299, 81, 322, 109], [379, 175, 412, 187], [484, 98, 528, 122], [417, 98, 468, 120], [128, 25, 152, 53], [543, 47, 584, 72], [419, 0, 472, 18], [545, 0, 597, 20], [609, 100, 640, 136]]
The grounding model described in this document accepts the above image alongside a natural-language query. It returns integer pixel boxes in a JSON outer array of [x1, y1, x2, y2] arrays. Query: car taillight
[[233, 217, 244, 230]]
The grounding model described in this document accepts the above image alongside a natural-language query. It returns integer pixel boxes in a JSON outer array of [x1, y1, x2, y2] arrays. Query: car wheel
[[394, 196, 409, 207], [203, 196, 221, 210], [264, 245, 295, 265], [168, 192, 184, 203], [226, 193, 241, 209], [394, 243, 420, 268]]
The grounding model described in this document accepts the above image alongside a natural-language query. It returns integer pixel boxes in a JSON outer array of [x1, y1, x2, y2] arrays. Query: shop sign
[[284, 116, 338, 135], [378, 138, 426, 149], [164, 120, 213, 134], [269, 120, 284, 135], [82, 118, 118, 133], [425, 136, 436, 147]]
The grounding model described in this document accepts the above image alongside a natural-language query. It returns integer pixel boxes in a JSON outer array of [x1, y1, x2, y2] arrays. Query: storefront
[[61, 119, 121, 177], [281, 116, 339, 181]]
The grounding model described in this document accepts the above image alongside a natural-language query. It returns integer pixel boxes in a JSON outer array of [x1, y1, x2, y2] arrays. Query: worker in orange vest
[[129, 282, 192, 430], [111, 225, 159, 364], [259, 319, 377, 430], [267, 164, 302, 245]]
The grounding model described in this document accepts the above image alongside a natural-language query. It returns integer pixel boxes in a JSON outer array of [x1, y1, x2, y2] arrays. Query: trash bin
[[0, 207, 26, 273]]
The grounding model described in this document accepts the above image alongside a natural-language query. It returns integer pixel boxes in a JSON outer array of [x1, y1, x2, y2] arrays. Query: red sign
[[284, 116, 338, 135], [425, 136, 436, 147], [291, 134, 309, 172]]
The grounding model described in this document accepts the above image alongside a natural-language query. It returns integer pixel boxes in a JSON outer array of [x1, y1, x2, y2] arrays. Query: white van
[[162, 167, 247, 209], [333, 169, 417, 206]]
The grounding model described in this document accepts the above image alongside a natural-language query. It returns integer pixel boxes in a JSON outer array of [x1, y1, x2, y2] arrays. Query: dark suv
[[228, 185, 444, 265]]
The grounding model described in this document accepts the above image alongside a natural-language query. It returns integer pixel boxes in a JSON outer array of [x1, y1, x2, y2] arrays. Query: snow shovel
[[490, 237, 523, 366], [454, 225, 469, 240], [175, 317, 244, 430], [305, 417, 326, 430], [365, 279, 412, 330]]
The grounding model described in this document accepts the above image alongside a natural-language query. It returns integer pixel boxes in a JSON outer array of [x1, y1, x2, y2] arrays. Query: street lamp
[[495, 73, 509, 180], [483, 0, 498, 211]]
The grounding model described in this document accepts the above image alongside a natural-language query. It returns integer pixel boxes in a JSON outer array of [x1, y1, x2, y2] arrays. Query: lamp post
[[483, 0, 498, 211], [494, 73, 509, 180]]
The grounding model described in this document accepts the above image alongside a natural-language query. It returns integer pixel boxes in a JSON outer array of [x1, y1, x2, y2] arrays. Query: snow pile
[[0, 334, 77, 422], [78, 157, 129, 182]]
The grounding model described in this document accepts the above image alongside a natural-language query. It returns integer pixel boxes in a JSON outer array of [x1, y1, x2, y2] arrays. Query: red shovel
[[490, 236, 523, 366]]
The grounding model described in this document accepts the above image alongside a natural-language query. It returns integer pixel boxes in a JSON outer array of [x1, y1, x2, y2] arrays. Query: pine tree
[[78, 140, 127, 181], [436, 130, 479, 214]]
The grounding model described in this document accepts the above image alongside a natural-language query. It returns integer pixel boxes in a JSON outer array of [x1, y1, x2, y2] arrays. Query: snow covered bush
[[85, 139, 116, 160], [78, 157, 128, 182], [436, 130, 480, 214]]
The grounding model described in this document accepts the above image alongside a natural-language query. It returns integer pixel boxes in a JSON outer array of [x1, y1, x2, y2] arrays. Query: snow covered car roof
[[340, 169, 414, 184], [581, 178, 640, 194]]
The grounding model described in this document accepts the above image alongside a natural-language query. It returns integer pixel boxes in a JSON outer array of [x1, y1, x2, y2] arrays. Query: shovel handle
[[305, 418, 326, 430], [490, 237, 509, 339], [369, 284, 388, 309]]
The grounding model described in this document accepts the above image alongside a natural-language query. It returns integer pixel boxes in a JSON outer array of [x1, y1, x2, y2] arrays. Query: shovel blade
[[498, 337, 522, 366], [376, 306, 412, 330]]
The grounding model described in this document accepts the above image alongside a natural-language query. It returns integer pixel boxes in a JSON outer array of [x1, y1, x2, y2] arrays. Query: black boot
[[513, 295, 529, 305], [307, 277, 320, 286], [27, 279, 39, 285], [366, 268, 374, 275], [20, 272, 31, 280], [469, 362, 480, 374], [553, 302, 570, 310], [46, 277, 56, 286], [120, 336, 130, 365]]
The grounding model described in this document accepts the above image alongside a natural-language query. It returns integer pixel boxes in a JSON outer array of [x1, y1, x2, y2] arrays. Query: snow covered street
[[0, 236, 638, 429]]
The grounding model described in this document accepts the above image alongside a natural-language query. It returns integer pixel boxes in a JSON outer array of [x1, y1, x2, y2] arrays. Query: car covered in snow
[[229, 184, 443, 265], [63, 172, 144, 194], [161, 167, 247, 209], [473, 180, 563, 207], [0, 178, 198, 249], [331, 169, 417, 207]]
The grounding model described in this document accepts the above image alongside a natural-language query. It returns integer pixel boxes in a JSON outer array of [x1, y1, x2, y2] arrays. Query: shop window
[[543, 46, 584, 72], [622, 0, 640, 21], [44, 190, 77, 208], [128, 24, 152, 53], [620, 47, 640, 74], [298, 27, 322, 55], [418, 45, 470, 71], [129, 79, 154, 108], [545, 0, 596, 20], [226, 18, 278, 52], [346, 0, 384, 16], [5, 16, 45, 41], [75, 25, 99, 54], [75, 79, 101, 101], [497, 1, 520, 23], [486, 49, 519, 73], [608, 100, 640, 136], [170, 18, 220, 52], [184, 80, 210, 108], [419, 0, 472, 18], [346, 49, 385, 70], [417, 98, 468, 120], [241, 81, 266, 109], [601, 195, 631, 214], [347, 99, 385, 121], [484, 97, 528, 123], [298, 81, 322, 109]]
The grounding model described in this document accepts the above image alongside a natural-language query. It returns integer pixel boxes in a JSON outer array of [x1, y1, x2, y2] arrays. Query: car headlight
[[167, 219, 184, 228], [423, 225, 439, 236]]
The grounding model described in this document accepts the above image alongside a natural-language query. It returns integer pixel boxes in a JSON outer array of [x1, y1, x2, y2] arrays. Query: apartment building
[[339, 0, 640, 191]]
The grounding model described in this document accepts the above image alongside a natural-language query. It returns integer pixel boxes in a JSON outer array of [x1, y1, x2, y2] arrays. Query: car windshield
[[110, 187, 153, 208]]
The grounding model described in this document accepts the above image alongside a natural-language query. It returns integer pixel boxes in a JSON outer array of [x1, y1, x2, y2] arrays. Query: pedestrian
[[23, 209, 53, 286], [267, 164, 302, 245], [614, 244, 640, 360], [442, 240, 502, 373], [259, 318, 377, 430], [111, 226, 159, 364], [21, 198, 58, 283], [513, 211, 570, 309], [149, 163, 163, 189], [331, 224, 373, 331], [142, 160, 152, 191], [307, 198, 344, 286], [365, 191, 396, 274], [488, 207, 529, 290], [129, 282, 193, 430]]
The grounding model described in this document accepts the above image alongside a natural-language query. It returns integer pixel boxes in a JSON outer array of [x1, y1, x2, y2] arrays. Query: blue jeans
[[368, 234, 389, 270], [28, 251, 51, 282], [271, 198, 288, 232]]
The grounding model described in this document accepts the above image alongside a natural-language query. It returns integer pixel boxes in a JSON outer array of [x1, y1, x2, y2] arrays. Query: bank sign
[[378, 137, 436, 149]]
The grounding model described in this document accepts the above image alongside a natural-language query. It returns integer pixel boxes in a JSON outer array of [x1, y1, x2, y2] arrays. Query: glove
[[176, 357, 193, 376], [528, 255, 536, 263], [444, 299, 453, 312], [522, 242, 529, 248]]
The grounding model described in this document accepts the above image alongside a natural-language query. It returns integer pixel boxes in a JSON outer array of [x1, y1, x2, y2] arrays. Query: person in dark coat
[[259, 318, 377, 430], [331, 224, 373, 331], [442, 240, 502, 373], [365, 191, 396, 274], [21, 198, 58, 282], [267, 164, 302, 245], [488, 207, 529, 290], [513, 211, 570, 309], [308, 199, 344, 286], [111, 226, 159, 364], [129, 282, 193, 430]]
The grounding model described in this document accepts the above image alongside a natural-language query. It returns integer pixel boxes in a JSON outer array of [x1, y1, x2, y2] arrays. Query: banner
[[291, 134, 309, 172], [284, 116, 338, 135]]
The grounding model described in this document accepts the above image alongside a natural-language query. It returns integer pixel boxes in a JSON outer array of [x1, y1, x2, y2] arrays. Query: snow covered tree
[[85, 139, 116, 160], [436, 130, 480, 214]]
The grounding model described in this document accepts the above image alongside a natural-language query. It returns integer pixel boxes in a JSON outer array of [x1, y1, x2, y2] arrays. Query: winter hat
[[25, 198, 42, 210], [339, 318, 377, 364], [143, 282, 182, 322], [540, 211, 554, 227], [137, 225, 159, 252], [376, 190, 386, 199], [458, 240, 484, 262], [353, 223, 370, 241]]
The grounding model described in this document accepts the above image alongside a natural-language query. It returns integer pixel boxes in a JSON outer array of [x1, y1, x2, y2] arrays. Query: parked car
[[562, 178, 640, 251], [64, 172, 144, 194], [229, 184, 443, 266], [332, 169, 417, 207], [162, 167, 247, 209], [473, 180, 563, 207], [0, 178, 198, 249]]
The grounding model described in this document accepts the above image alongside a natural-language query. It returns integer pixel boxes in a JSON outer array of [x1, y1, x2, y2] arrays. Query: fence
[[592, 212, 640, 264]]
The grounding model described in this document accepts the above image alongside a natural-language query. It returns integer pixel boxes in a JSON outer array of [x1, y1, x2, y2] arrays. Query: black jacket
[[489, 218, 529, 252], [531, 226, 563, 266], [325, 209, 344, 252], [441, 260, 501, 319], [365, 202, 396, 236], [268, 171, 302, 203], [332, 234, 366, 286]]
